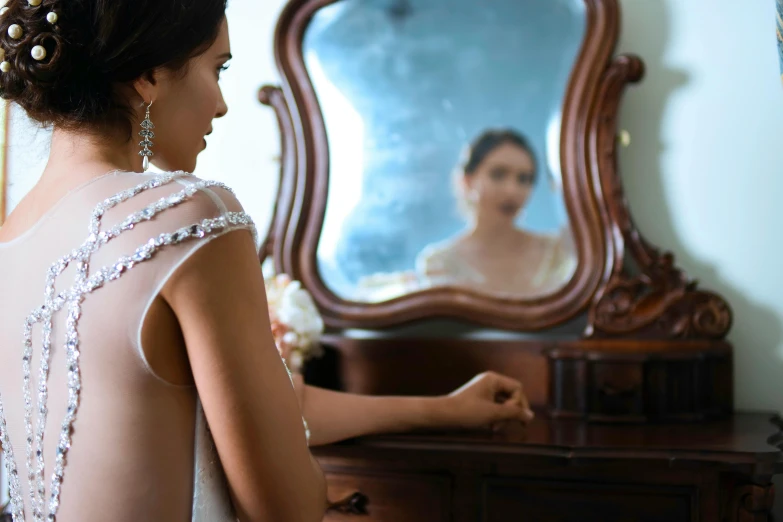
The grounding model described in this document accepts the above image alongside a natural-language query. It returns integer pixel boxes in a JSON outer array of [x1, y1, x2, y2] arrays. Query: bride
[[416, 129, 577, 298], [0, 1, 532, 521]]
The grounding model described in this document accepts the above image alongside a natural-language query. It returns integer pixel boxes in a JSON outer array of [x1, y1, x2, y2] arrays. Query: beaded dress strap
[[0, 174, 255, 522]]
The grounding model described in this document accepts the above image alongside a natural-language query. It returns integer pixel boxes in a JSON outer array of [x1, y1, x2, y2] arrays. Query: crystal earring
[[138, 102, 154, 172]]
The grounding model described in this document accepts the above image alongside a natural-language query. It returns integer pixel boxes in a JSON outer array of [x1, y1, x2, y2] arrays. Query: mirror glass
[[306, 0, 585, 302]]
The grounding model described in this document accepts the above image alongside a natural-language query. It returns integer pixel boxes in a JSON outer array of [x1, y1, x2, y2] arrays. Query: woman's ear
[[461, 174, 478, 202], [132, 70, 161, 106]]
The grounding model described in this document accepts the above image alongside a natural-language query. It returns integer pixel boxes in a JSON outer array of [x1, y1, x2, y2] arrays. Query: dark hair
[[0, 0, 227, 133], [461, 128, 537, 178]]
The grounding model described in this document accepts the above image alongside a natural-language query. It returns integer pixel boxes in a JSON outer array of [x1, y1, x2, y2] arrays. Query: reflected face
[[464, 142, 536, 223]]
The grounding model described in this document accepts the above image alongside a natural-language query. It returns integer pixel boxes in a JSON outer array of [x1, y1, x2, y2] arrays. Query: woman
[[417, 129, 576, 297], [0, 2, 532, 521]]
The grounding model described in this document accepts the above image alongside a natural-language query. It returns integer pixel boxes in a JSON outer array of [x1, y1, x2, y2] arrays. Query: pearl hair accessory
[[0, 5, 60, 70], [31, 45, 45, 61], [7, 24, 22, 39]]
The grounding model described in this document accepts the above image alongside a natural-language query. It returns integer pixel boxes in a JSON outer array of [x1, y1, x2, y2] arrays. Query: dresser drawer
[[324, 471, 451, 522], [483, 478, 695, 522]]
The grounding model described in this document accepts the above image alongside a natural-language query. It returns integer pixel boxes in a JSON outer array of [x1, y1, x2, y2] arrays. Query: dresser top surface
[[326, 412, 783, 471]]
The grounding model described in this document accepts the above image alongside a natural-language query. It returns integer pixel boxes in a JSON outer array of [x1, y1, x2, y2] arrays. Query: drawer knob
[[327, 491, 370, 515]]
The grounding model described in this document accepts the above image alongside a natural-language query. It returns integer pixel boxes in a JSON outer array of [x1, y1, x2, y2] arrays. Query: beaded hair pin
[[0, 0, 59, 72]]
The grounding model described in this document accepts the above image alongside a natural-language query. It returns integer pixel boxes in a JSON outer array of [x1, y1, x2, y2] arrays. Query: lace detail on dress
[[0, 173, 255, 522], [415, 231, 578, 298], [191, 401, 235, 522]]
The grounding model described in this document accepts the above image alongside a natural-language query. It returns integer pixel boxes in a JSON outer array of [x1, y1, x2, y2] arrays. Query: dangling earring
[[138, 102, 154, 172]]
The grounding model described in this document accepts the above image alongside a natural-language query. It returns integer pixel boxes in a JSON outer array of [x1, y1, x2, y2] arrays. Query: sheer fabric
[[0, 171, 251, 521]]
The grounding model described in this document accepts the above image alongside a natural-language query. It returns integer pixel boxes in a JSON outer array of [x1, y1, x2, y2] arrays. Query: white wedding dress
[[0, 171, 253, 521]]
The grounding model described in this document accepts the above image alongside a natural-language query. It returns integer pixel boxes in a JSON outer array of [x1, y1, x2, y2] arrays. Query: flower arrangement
[[264, 272, 324, 373]]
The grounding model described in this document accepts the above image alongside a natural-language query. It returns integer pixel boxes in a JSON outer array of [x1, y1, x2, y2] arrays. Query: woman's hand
[[437, 372, 534, 430]]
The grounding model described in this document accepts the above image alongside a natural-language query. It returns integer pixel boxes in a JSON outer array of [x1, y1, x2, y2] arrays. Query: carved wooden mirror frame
[[259, 0, 732, 342]]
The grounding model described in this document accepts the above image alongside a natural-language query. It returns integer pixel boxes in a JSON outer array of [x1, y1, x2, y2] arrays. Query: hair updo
[[0, 0, 227, 134], [460, 129, 537, 179]]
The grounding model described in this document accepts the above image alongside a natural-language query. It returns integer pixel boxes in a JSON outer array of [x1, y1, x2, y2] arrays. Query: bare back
[[0, 171, 253, 521]]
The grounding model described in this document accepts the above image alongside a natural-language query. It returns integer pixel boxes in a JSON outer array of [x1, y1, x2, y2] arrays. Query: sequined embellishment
[[0, 173, 256, 522]]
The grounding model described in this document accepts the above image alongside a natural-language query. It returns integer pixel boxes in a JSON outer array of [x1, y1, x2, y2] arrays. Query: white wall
[[5, 0, 783, 413], [618, 0, 783, 412]]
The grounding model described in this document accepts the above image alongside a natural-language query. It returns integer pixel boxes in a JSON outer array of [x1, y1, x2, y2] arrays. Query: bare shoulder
[[145, 172, 258, 305], [417, 233, 469, 265]]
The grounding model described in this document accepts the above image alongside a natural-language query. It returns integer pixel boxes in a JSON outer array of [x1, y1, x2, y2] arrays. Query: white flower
[[282, 331, 299, 347], [264, 274, 291, 313], [278, 283, 324, 342], [264, 272, 325, 371]]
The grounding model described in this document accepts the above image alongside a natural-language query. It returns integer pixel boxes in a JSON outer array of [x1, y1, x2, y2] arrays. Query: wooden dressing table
[[314, 413, 781, 521], [259, 0, 783, 519]]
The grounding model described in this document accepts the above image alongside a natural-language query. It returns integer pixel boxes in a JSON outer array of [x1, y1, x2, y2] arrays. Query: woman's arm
[[164, 229, 326, 522], [291, 372, 533, 447]]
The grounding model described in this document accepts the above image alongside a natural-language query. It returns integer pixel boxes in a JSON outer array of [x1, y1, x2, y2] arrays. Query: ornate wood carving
[[584, 55, 733, 340], [726, 483, 775, 522]]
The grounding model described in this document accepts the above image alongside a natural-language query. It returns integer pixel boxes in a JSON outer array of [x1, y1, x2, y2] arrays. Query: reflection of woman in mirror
[[416, 129, 577, 297]]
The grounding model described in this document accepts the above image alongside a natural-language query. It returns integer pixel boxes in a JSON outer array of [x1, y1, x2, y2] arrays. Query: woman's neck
[[40, 127, 141, 188], [468, 216, 519, 247], [0, 128, 141, 241]]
